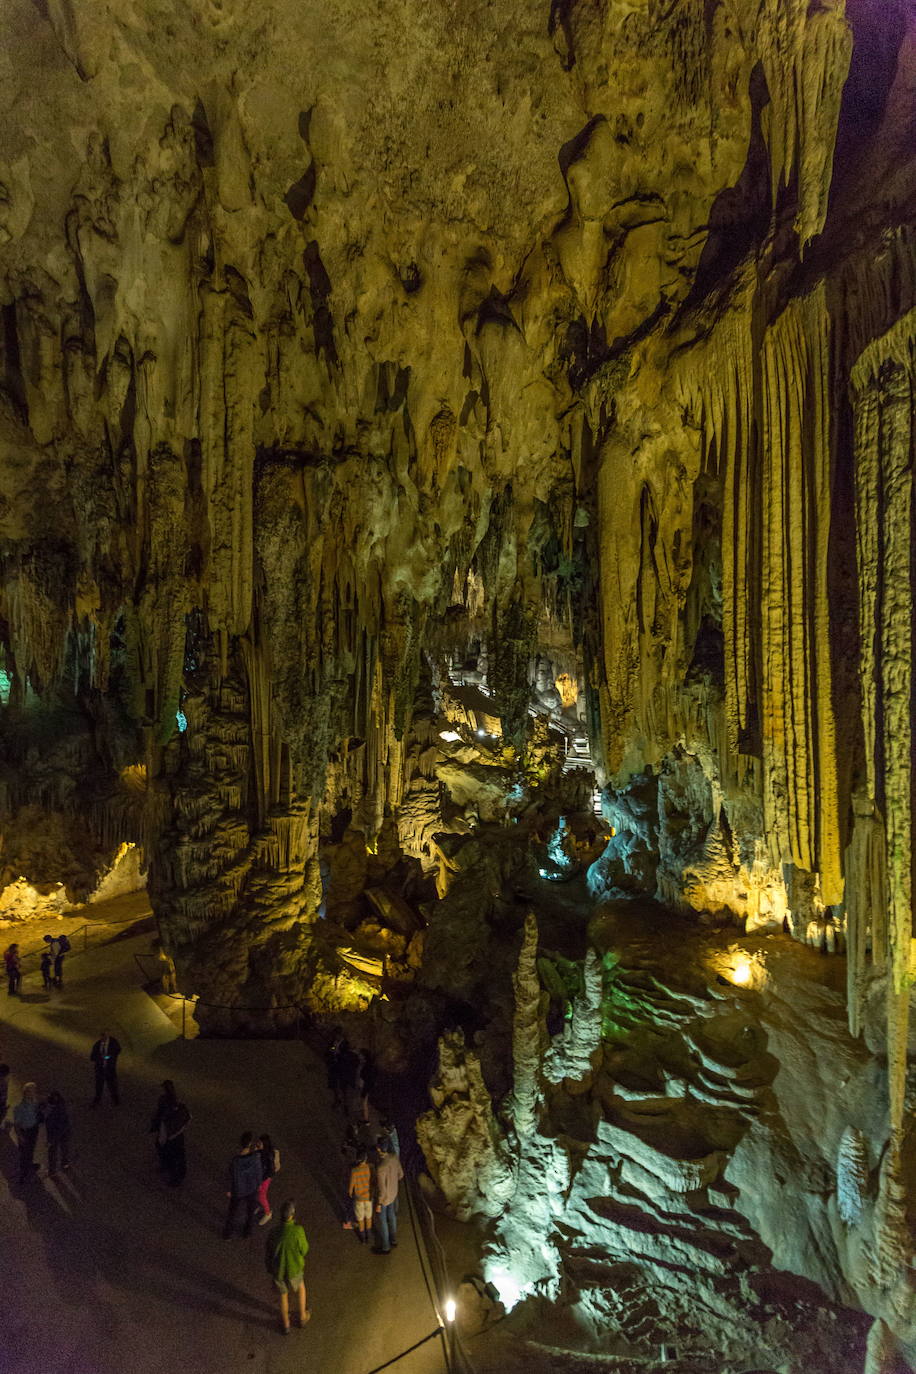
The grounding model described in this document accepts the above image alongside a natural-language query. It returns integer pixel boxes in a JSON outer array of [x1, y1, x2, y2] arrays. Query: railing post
[[182, 996, 187, 1040]]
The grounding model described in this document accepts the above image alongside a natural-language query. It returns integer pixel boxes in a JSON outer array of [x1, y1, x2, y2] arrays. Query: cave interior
[[1, 0, 916, 1370]]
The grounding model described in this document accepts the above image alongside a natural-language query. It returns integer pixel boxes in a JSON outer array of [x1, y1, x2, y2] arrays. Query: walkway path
[[0, 901, 447, 1374]]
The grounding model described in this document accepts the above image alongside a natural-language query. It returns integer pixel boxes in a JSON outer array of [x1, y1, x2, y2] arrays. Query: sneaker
[[297, 1312, 312, 1327], [342, 1221, 353, 1230], [258, 1211, 273, 1226]]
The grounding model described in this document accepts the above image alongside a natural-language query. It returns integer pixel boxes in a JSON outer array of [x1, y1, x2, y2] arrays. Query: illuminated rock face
[[2, 0, 916, 1359]]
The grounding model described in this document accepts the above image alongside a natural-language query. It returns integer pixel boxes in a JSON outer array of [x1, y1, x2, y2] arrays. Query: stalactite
[[758, 0, 852, 250], [760, 287, 841, 901], [850, 310, 916, 1131]]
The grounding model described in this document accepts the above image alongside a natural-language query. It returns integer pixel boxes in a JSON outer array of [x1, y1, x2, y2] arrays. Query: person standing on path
[[372, 1136, 404, 1255], [255, 1132, 280, 1225], [223, 1132, 263, 1238], [357, 1048, 375, 1123], [13, 1083, 41, 1184], [90, 1031, 121, 1106], [150, 1081, 190, 1186], [4, 943, 21, 996], [40, 946, 53, 991], [43, 1090, 71, 1176], [325, 1028, 346, 1110], [378, 1116, 400, 1157], [0, 1063, 10, 1125], [348, 1148, 372, 1244], [49, 932, 68, 988], [265, 1200, 311, 1335]]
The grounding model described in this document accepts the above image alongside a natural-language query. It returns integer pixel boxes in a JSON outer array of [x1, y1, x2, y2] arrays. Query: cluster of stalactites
[[673, 282, 842, 906], [848, 308, 916, 1128]]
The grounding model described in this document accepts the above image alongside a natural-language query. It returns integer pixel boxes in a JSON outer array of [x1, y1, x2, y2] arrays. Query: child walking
[[256, 1133, 281, 1225]]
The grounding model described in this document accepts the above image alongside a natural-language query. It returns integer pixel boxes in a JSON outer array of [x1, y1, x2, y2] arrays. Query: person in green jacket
[[265, 1200, 311, 1334]]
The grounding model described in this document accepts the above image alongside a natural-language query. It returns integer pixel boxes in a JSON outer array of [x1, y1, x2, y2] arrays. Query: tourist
[[13, 1083, 41, 1184], [265, 1200, 311, 1335], [378, 1115, 400, 1157], [40, 946, 53, 991], [43, 1090, 71, 1176], [50, 932, 69, 987], [89, 1030, 121, 1106], [150, 1080, 190, 1186], [223, 1131, 263, 1238], [372, 1136, 404, 1255], [256, 1131, 281, 1225], [348, 1147, 372, 1244], [4, 943, 21, 996], [0, 1063, 9, 1124], [325, 1027, 346, 1109], [357, 1048, 376, 1123], [338, 1039, 361, 1118]]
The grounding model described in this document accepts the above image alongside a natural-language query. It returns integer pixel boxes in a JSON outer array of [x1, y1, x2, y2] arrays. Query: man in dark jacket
[[43, 1090, 71, 1175], [90, 1031, 121, 1106], [223, 1131, 263, 1238]]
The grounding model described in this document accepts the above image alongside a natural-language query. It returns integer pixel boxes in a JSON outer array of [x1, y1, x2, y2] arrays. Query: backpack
[[57, 935, 71, 954]]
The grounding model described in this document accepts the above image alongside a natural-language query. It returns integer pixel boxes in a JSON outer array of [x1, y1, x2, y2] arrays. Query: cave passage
[[1, 1, 915, 1371]]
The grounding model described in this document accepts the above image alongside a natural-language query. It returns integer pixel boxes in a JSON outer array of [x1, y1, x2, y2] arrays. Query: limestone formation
[[3, 0, 916, 1366]]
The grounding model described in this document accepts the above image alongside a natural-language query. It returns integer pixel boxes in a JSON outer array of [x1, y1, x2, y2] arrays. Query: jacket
[[265, 1219, 309, 1281], [229, 1150, 263, 1197], [43, 1100, 70, 1139], [91, 1037, 121, 1066], [14, 1100, 40, 1132]]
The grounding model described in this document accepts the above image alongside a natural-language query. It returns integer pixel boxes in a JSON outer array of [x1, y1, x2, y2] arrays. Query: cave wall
[[0, 0, 915, 1141]]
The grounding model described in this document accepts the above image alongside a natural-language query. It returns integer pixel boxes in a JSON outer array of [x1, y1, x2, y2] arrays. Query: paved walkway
[[0, 903, 447, 1374]]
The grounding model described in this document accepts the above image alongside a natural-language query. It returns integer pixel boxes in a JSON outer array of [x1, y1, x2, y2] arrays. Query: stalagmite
[[507, 912, 545, 1141]]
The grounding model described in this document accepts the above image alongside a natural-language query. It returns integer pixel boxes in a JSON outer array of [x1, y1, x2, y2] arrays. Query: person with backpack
[[255, 1132, 281, 1225], [4, 943, 21, 996], [223, 1132, 263, 1238], [40, 946, 53, 992], [42, 1090, 71, 1176], [150, 1080, 190, 1186], [46, 932, 70, 987], [265, 1200, 310, 1335]]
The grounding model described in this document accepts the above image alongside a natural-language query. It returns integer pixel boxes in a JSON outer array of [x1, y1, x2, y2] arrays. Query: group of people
[[345, 1127, 404, 1254], [1, 1068, 72, 1184], [4, 932, 70, 997], [326, 1031, 376, 1121], [2, 974, 407, 1339]]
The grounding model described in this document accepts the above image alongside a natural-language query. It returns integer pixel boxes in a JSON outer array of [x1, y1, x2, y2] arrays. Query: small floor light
[[444, 1298, 456, 1323]]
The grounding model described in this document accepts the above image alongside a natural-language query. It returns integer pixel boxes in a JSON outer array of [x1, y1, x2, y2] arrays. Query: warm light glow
[[444, 1298, 456, 1323], [732, 960, 752, 985], [439, 729, 461, 742]]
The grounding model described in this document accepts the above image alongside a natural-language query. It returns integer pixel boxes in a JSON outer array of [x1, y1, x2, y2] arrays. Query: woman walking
[[256, 1132, 281, 1224], [14, 1083, 41, 1184]]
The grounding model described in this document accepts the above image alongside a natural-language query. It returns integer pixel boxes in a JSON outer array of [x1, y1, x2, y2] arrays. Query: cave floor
[[0, 900, 446, 1374]]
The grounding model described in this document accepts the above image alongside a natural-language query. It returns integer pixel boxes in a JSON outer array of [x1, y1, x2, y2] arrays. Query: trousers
[[375, 1201, 398, 1252]]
